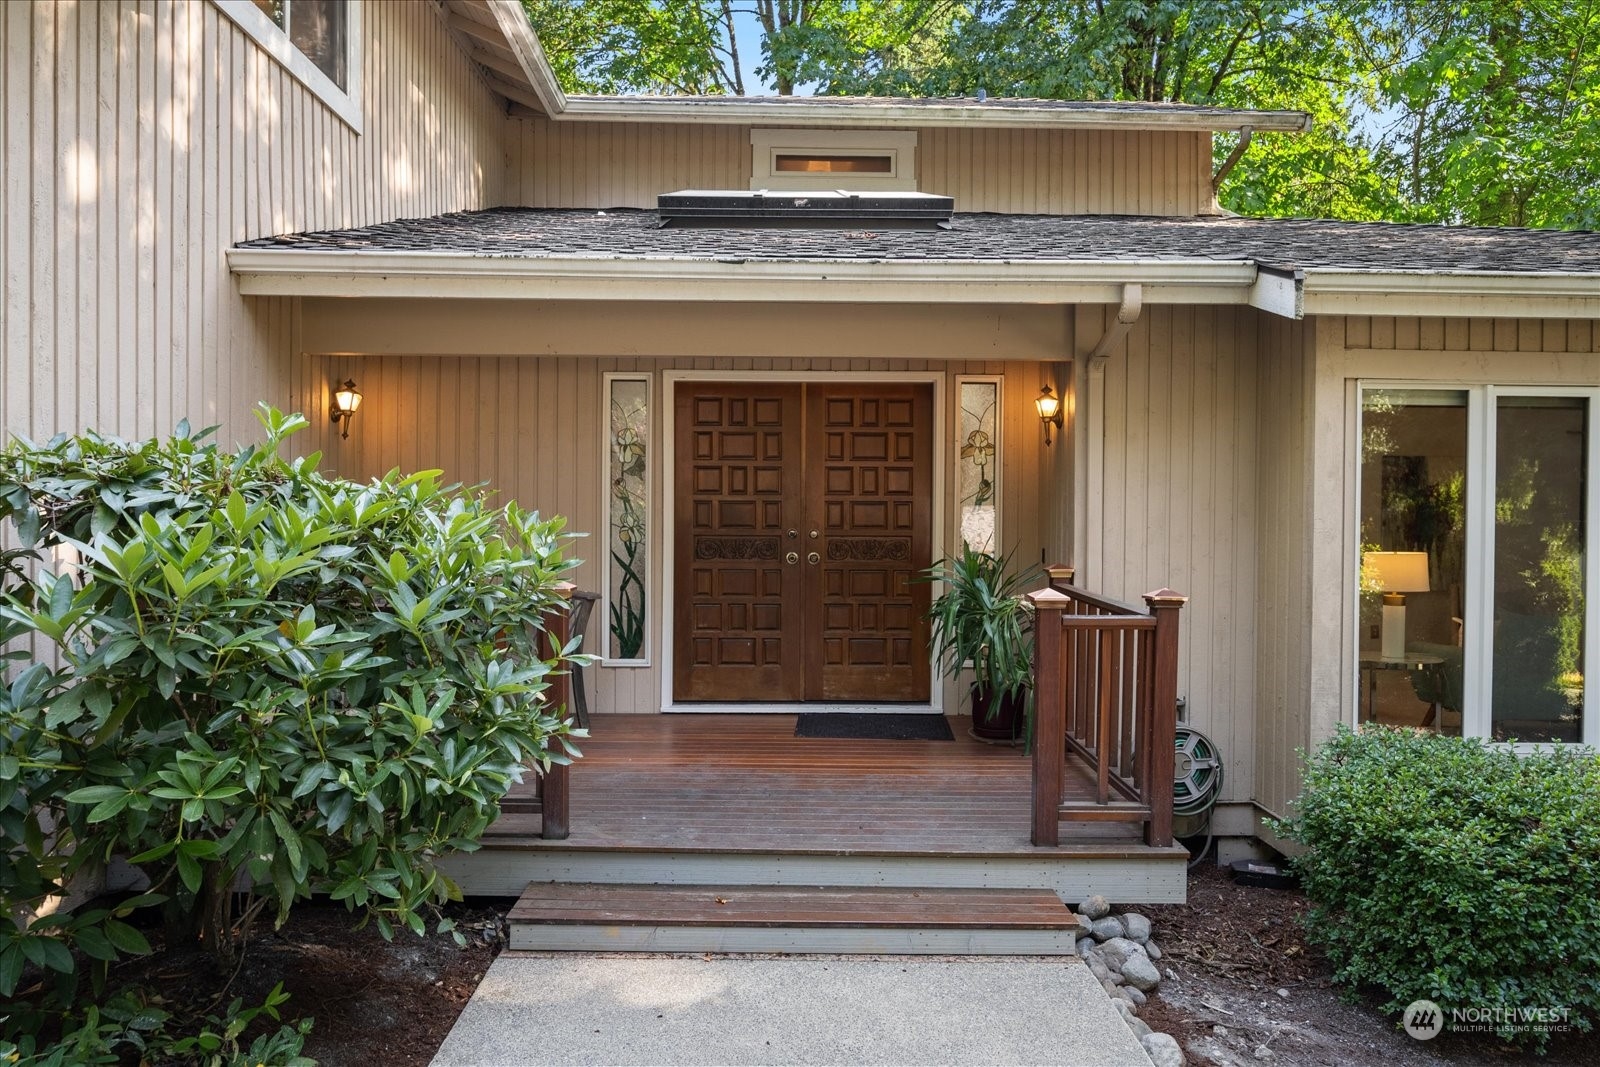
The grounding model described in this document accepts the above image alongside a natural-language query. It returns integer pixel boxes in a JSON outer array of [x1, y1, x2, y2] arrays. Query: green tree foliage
[[0, 407, 580, 1013], [520, 0, 1598, 228]]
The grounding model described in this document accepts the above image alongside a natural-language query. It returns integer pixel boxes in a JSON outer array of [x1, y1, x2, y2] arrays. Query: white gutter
[[554, 95, 1311, 133], [226, 248, 1258, 303], [227, 247, 1600, 316], [1302, 269, 1600, 319]]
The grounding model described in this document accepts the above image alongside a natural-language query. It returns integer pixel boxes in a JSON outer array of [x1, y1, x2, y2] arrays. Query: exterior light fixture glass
[[1035, 384, 1064, 446], [331, 378, 362, 439]]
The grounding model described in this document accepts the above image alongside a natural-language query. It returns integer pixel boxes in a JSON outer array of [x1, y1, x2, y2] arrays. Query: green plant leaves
[[1276, 726, 1600, 1050], [0, 410, 581, 990]]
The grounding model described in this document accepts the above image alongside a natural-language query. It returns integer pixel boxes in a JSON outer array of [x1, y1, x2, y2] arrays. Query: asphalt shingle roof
[[238, 208, 1600, 275]]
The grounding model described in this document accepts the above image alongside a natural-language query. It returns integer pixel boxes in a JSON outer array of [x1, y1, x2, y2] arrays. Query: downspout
[[1083, 284, 1144, 588]]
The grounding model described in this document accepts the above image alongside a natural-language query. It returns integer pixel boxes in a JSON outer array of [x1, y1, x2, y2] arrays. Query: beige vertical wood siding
[[1078, 305, 1261, 804], [1, 0, 504, 452], [507, 117, 1214, 215], [308, 353, 1054, 715], [1251, 316, 1314, 821]]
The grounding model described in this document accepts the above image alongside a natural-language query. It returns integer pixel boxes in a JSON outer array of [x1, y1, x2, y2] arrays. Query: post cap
[[1027, 587, 1072, 607], [1142, 588, 1188, 607]]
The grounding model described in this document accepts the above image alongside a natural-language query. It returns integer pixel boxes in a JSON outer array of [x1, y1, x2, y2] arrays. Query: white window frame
[[1352, 381, 1600, 748], [750, 128, 918, 191], [600, 372, 653, 667], [214, 0, 363, 133]]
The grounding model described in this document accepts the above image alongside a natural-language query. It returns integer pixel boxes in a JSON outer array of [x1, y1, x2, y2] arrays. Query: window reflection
[[1358, 390, 1468, 734], [1492, 397, 1587, 743]]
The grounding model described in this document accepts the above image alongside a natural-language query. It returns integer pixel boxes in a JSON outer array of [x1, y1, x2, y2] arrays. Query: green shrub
[[0, 407, 580, 1007], [1273, 725, 1600, 1050], [0, 982, 312, 1067]]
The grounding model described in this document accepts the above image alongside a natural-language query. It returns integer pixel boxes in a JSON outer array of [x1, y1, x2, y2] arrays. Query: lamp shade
[[1363, 550, 1430, 593], [1034, 385, 1061, 422], [333, 379, 363, 415]]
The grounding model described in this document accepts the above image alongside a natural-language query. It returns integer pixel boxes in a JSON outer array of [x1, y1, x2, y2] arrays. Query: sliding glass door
[[1357, 385, 1596, 745]]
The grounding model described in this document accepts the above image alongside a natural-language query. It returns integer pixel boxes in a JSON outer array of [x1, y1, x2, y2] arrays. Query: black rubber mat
[[793, 713, 955, 741]]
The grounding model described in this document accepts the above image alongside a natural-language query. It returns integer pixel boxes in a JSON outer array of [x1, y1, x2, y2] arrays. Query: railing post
[[538, 582, 575, 840], [1028, 588, 1070, 846], [1142, 588, 1187, 848], [1046, 564, 1076, 594]]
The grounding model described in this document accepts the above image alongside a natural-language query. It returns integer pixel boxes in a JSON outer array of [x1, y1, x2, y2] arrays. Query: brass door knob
[[807, 552, 821, 565], [785, 551, 800, 565]]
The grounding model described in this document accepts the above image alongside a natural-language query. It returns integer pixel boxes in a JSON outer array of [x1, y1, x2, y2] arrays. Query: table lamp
[[1364, 551, 1430, 659]]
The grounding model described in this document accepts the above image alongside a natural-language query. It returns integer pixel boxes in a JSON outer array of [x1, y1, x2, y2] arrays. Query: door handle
[[785, 552, 799, 565], [807, 552, 821, 565]]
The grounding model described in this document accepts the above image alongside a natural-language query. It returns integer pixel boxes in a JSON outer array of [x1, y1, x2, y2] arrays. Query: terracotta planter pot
[[970, 685, 1028, 742]]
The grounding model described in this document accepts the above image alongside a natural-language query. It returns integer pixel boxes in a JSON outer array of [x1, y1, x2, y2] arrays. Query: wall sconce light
[[1035, 384, 1064, 446], [330, 378, 362, 439]]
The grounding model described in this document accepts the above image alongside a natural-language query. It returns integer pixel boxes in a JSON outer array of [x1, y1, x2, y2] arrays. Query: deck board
[[490, 713, 1146, 854], [510, 883, 1082, 929]]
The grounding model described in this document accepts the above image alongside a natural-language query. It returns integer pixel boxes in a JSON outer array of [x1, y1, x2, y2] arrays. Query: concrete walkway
[[431, 955, 1155, 1066]]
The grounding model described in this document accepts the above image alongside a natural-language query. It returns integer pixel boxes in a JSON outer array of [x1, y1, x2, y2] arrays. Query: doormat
[[794, 713, 954, 741]]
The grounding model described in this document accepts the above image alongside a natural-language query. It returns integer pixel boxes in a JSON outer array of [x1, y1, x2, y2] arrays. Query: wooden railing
[[1028, 566, 1186, 848], [500, 582, 575, 839]]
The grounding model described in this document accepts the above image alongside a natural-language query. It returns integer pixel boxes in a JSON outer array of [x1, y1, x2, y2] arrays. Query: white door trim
[[660, 370, 948, 714]]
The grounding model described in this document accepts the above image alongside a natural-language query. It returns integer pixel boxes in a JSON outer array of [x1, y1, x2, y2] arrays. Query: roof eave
[[555, 95, 1311, 133], [1301, 269, 1600, 319], [226, 248, 1259, 304], [226, 250, 1600, 319]]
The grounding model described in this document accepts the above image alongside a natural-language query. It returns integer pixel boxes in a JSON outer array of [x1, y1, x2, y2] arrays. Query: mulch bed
[[89, 899, 511, 1067]]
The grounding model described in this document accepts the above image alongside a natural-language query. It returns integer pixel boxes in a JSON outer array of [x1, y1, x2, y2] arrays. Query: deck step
[[508, 882, 1085, 954]]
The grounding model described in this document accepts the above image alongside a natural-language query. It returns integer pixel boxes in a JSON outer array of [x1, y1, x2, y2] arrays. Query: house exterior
[[4, 0, 1598, 893]]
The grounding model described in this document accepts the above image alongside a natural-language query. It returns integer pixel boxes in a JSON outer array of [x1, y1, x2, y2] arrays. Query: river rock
[[1142, 1032, 1187, 1067], [1077, 937, 1095, 958], [1098, 936, 1147, 972], [1123, 912, 1153, 943], [1121, 952, 1163, 992], [1079, 894, 1112, 920], [1089, 915, 1126, 942], [1146, 939, 1163, 960], [1124, 984, 1147, 1007]]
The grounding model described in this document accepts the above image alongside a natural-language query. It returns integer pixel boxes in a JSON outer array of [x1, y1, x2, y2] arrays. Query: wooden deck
[[488, 713, 1146, 853], [447, 714, 1190, 903]]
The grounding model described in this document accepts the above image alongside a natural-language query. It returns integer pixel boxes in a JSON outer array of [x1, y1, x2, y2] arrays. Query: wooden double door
[[674, 381, 933, 704]]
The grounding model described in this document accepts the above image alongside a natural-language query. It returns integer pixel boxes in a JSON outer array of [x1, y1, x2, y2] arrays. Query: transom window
[[751, 129, 917, 191], [1356, 384, 1597, 745]]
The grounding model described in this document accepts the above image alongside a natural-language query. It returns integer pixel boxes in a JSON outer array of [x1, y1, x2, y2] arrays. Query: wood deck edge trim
[[508, 915, 1082, 930], [506, 927, 1083, 954], [479, 839, 1193, 860]]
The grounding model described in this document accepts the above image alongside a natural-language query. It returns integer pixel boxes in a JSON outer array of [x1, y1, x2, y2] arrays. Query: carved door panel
[[806, 384, 933, 702], [673, 381, 932, 704], [674, 383, 805, 702]]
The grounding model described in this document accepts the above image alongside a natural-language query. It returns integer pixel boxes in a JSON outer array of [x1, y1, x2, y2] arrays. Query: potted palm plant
[[923, 545, 1043, 742]]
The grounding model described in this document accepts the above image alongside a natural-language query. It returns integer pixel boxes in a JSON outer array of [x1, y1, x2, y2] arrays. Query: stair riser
[[509, 925, 1083, 954], [446, 850, 1186, 903]]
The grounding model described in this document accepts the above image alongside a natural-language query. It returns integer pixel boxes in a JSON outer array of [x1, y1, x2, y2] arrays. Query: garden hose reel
[[1171, 724, 1224, 838]]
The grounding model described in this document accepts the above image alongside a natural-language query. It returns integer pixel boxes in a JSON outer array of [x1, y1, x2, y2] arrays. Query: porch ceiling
[[229, 208, 1600, 319]]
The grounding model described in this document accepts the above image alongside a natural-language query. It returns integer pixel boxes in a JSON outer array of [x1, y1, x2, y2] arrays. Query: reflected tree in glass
[[608, 379, 648, 659]]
